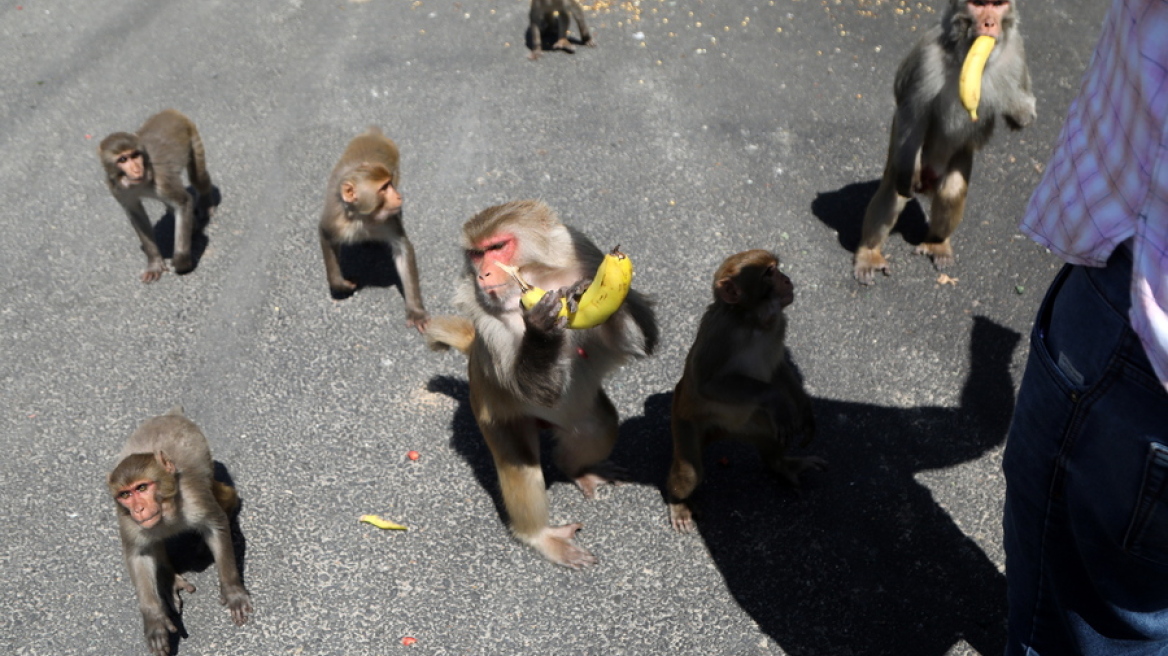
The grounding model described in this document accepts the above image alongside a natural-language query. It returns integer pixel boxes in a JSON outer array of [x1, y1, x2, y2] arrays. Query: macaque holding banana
[[425, 200, 657, 568], [854, 0, 1036, 284]]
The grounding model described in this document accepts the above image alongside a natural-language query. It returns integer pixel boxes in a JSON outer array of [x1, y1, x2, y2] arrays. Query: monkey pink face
[[116, 479, 164, 529], [468, 233, 519, 299], [115, 150, 146, 186], [966, 0, 1008, 39]]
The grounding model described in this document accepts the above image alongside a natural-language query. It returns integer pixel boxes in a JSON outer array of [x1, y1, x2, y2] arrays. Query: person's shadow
[[429, 316, 1017, 655]]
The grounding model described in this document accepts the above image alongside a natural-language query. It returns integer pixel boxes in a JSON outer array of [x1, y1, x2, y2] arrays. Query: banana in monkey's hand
[[498, 246, 634, 330], [360, 514, 408, 530], [960, 36, 996, 121]]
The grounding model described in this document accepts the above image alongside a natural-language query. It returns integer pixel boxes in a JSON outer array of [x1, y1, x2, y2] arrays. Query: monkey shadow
[[151, 185, 221, 272], [161, 461, 249, 654], [331, 241, 406, 301], [811, 180, 927, 253], [616, 316, 1017, 656]]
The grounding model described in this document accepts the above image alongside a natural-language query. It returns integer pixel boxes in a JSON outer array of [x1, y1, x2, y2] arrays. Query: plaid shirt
[[1020, 0, 1168, 390]]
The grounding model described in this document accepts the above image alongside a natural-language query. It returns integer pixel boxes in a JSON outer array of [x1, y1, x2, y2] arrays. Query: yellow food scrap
[[360, 514, 408, 530]]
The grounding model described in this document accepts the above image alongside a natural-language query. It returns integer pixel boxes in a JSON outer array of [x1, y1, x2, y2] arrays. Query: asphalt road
[[0, 1, 1110, 655]]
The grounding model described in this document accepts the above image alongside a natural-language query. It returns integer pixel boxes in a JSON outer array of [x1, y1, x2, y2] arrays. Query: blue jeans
[[1004, 247, 1168, 655]]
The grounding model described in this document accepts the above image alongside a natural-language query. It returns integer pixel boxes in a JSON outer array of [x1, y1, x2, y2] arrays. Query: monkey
[[667, 250, 823, 533], [319, 126, 429, 333], [108, 406, 251, 656], [99, 109, 216, 283], [853, 0, 1036, 284], [425, 200, 658, 568], [528, 0, 595, 60]]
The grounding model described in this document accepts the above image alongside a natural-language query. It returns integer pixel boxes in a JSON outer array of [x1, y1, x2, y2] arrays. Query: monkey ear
[[340, 181, 358, 204], [715, 278, 742, 305], [154, 450, 177, 475]]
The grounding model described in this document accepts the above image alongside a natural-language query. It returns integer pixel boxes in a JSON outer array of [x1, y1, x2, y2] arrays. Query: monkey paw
[[669, 502, 697, 533], [914, 242, 954, 268], [140, 262, 169, 284], [172, 253, 194, 275], [573, 463, 627, 499], [532, 523, 598, 569], [853, 249, 890, 285], [220, 588, 253, 626]]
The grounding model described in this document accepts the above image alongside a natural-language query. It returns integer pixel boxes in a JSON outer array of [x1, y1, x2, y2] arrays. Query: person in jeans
[[1002, 0, 1168, 654]]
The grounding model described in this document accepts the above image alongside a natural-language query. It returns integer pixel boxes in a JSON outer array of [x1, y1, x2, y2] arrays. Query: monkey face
[[960, 0, 1010, 39], [341, 165, 401, 218], [467, 233, 520, 303], [115, 479, 165, 529], [115, 150, 146, 186]]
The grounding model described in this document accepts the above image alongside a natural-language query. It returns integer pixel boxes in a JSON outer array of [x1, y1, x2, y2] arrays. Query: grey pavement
[[0, 1, 1109, 655]]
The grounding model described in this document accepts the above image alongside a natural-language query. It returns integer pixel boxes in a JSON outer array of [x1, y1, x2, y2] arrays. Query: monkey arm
[[891, 107, 927, 198], [514, 291, 569, 406]]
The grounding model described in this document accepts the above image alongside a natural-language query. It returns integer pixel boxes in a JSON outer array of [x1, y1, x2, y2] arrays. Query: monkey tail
[[424, 315, 475, 355], [212, 480, 240, 516]]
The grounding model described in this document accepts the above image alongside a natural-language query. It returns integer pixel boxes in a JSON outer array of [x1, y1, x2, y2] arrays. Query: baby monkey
[[667, 250, 823, 532], [98, 109, 216, 283], [108, 407, 251, 655]]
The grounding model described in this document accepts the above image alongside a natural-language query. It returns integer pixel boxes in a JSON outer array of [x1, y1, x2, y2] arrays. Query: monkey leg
[[748, 413, 827, 488], [171, 573, 196, 614], [320, 235, 357, 295], [916, 150, 972, 268], [484, 418, 598, 568], [855, 174, 909, 285], [122, 200, 168, 283], [552, 389, 621, 499], [667, 410, 706, 533], [158, 183, 198, 275]]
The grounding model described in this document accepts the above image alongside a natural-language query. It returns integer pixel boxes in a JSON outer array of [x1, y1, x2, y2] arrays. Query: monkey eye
[[116, 151, 141, 165], [136, 483, 149, 493]]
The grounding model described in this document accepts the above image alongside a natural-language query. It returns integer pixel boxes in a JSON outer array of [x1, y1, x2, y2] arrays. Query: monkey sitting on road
[[667, 250, 823, 532], [425, 200, 657, 568]]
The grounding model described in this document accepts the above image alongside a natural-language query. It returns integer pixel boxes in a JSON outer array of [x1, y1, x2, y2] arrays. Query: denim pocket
[[1123, 442, 1168, 565]]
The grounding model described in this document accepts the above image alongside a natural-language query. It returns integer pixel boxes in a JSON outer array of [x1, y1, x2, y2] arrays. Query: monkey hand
[[562, 278, 592, 316], [142, 612, 177, 656], [220, 586, 253, 626], [407, 308, 431, 334], [523, 287, 569, 336], [1005, 96, 1037, 131], [140, 260, 169, 284]]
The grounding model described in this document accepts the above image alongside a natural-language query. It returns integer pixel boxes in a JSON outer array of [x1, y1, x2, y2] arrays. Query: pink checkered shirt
[[1020, 0, 1168, 390]]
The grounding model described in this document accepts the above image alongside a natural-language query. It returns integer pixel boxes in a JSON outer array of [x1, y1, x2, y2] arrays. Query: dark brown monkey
[[528, 0, 595, 60], [425, 200, 657, 567], [667, 250, 822, 532], [108, 406, 251, 656], [854, 0, 1035, 284], [319, 126, 429, 332], [99, 109, 216, 283]]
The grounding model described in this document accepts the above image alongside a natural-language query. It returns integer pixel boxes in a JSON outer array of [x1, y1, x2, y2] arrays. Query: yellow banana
[[960, 35, 996, 121], [498, 246, 634, 329], [360, 514, 408, 530]]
